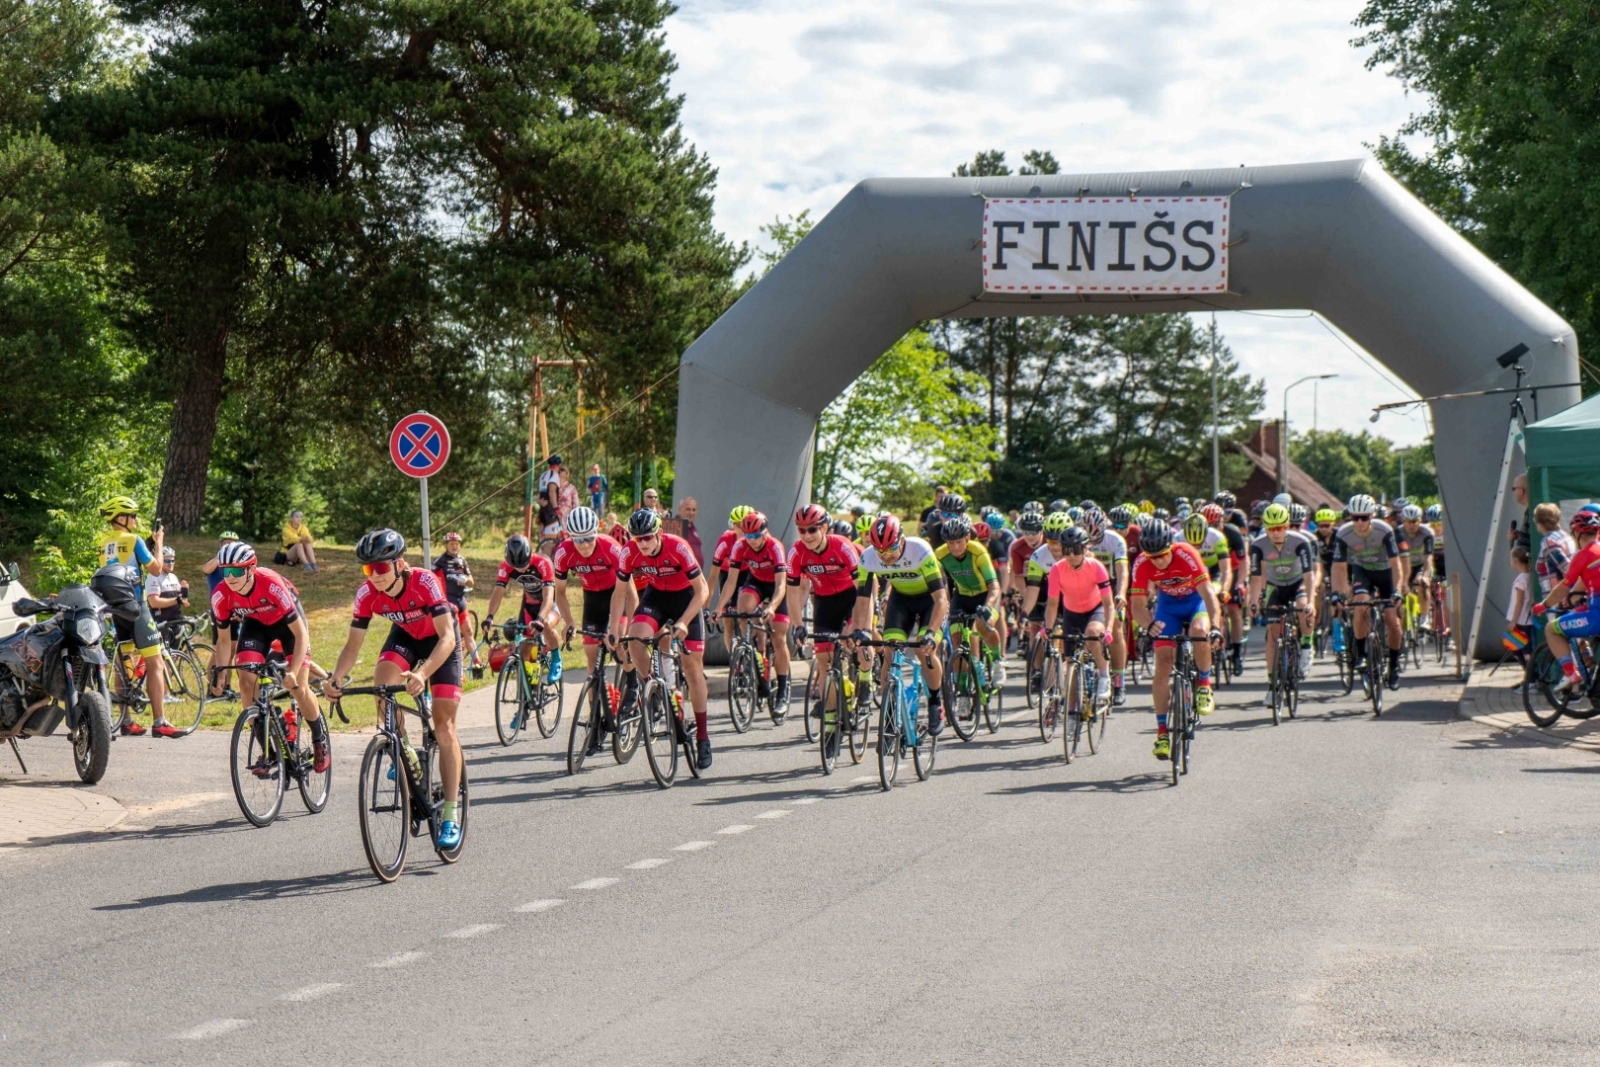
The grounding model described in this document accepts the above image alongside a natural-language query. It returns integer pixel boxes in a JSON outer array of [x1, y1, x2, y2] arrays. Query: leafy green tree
[[1291, 429, 1438, 506]]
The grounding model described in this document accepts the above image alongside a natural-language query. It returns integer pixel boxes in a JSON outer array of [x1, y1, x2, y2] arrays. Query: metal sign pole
[[419, 476, 432, 571]]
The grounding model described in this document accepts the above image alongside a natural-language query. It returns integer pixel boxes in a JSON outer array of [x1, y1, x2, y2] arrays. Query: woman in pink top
[[1043, 526, 1115, 688]]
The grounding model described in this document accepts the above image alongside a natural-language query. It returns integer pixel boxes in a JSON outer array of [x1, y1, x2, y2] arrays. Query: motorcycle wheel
[[73, 690, 112, 784]]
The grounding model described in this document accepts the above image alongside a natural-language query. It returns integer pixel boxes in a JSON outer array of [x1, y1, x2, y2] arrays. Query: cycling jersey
[[1249, 532, 1316, 588], [495, 554, 556, 604], [729, 535, 786, 585], [210, 567, 301, 627], [619, 533, 701, 593], [1024, 542, 1061, 586], [1399, 524, 1434, 569], [935, 541, 997, 597], [859, 536, 944, 596], [1182, 527, 1228, 576], [552, 535, 623, 593], [1009, 535, 1041, 578], [786, 534, 862, 598], [1331, 519, 1400, 571], [1090, 529, 1127, 575], [352, 567, 452, 641], [101, 527, 154, 580], [986, 528, 1016, 566], [1222, 523, 1248, 568], [711, 529, 738, 571], [431, 551, 473, 606], [1562, 541, 1600, 594], [1131, 542, 1210, 599], [1048, 556, 1111, 614]]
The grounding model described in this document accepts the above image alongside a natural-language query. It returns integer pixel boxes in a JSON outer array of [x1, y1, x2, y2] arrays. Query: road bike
[[1023, 626, 1049, 711], [722, 610, 787, 731], [942, 611, 1003, 741], [225, 658, 332, 827], [338, 683, 468, 883], [1164, 635, 1199, 785], [634, 633, 701, 788], [1401, 583, 1427, 670], [856, 635, 936, 790], [1260, 604, 1302, 725], [1521, 608, 1600, 727], [812, 632, 875, 775], [1347, 595, 1395, 717], [1313, 577, 1334, 659], [567, 628, 630, 774], [492, 620, 564, 743], [1039, 627, 1105, 764]]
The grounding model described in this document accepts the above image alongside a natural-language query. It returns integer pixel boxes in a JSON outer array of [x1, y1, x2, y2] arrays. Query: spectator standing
[[280, 510, 319, 572], [677, 496, 704, 569], [1505, 544, 1534, 684], [642, 487, 663, 517], [538, 454, 563, 500], [1533, 503, 1576, 599], [587, 463, 609, 512], [556, 465, 580, 518]]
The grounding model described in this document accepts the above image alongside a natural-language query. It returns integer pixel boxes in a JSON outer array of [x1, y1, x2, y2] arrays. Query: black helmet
[[1059, 525, 1091, 550], [504, 534, 534, 570], [1017, 511, 1045, 533], [628, 508, 662, 538], [355, 528, 406, 564], [830, 519, 854, 537], [90, 563, 143, 621], [1213, 490, 1236, 510], [1076, 499, 1098, 512], [941, 515, 973, 541], [1022, 500, 1045, 514], [1139, 522, 1175, 554], [937, 493, 967, 514], [1047, 498, 1069, 514], [1152, 507, 1171, 522]]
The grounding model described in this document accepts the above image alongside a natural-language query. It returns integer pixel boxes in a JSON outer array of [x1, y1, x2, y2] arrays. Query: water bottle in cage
[[660, 654, 676, 694]]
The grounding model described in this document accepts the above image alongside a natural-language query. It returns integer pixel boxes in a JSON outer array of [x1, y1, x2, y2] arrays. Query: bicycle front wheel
[[877, 687, 900, 790], [913, 694, 936, 780], [1523, 645, 1569, 727], [642, 681, 678, 788], [983, 659, 1004, 733], [534, 664, 564, 739], [568, 677, 603, 775], [296, 722, 331, 813], [728, 646, 757, 733], [1038, 656, 1060, 743], [230, 706, 285, 827], [494, 661, 524, 745], [948, 649, 979, 742], [163, 650, 208, 734], [358, 733, 409, 883], [818, 670, 841, 775]]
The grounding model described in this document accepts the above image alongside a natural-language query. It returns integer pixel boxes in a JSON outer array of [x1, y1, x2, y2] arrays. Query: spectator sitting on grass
[[280, 510, 319, 572]]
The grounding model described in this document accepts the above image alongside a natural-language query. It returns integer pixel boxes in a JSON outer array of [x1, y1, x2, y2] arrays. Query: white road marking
[[370, 950, 427, 969], [571, 877, 620, 890], [789, 796, 821, 805], [515, 898, 566, 913], [755, 810, 791, 819], [626, 857, 672, 869], [715, 824, 753, 835], [444, 923, 500, 939], [673, 840, 714, 851], [85, 1061, 135, 1066], [171, 1019, 252, 1040], [278, 982, 342, 1002]]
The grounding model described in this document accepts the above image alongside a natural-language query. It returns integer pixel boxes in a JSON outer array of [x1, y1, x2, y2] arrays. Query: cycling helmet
[[1077, 499, 1099, 512], [1137, 499, 1155, 515], [1107, 504, 1134, 528], [1290, 503, 1309, 526], [99, 495, 139, 519], [629, 508, 663, 538], [830, 519, 855, 537], [1250, 500, 1268, 519], [1346, 493, 1377, 518], [1067, 506, 1084, 525], [1139, 521, 1175, 554], [217, 541, 257, 567], [855, 514, 873, 537], [1200, 503, 1223, 527], [219, 530, 238, 541], [357, 528, 407, 564], [1043, 511, 1072, 535], [1059, 525, 1090, 550], [1017, 511, 1045, 534], [503, 533, 533, 569], [973, 520, 993, 541], [1047, 498, 1069, 514], [1183, 512, 1208, 544], [941, 515, 973, 542], [1081, 507, 1106, 541], [161, 546, 176, 562], [1022, 500, 1045, 515], [795, 503, 829, 528], [1392, 496, 1412, 513], [729, 504, 754, 527], [1572, 511, 1600, 536], [90, 563, 144, 621], [1174, 496, 1190, 510], [1262, 503, 1291, 527], [1213, 490, 1236, 510], [868, 514, 903, 552], [937, 493, 967, 514], [1272, 492, 1293, 507], [1424, 504, 1442, 522], [444, 531, 463, 543], [1174, 503, 1193, 521], [564, 506, 599, 537], [1152, 507, 1171, 522], [740, 511, 769, 535], [1228, 508, 1249, 529], [1315, 507, 1339, 525], [1400, 504, 1423, 522]]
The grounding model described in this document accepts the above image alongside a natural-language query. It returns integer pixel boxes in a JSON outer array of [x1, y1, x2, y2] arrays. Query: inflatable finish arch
[[673, 160, 1579, 657]]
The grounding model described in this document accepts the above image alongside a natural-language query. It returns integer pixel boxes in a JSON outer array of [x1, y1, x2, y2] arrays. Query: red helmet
[[972, 520, 992, 540], [868, 514, 902, 552], [1200, 503, 1223, 527], [1572, 511, 1600, 536], [795, 503, 828, 528], [740, 510, 768, 535]]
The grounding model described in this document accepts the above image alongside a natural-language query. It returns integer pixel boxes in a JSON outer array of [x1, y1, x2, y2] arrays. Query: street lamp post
[[1282, 374, 1337, 494]]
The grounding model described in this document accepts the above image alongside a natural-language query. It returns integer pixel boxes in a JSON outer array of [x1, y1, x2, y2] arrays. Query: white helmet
[[217, 541, 257, 567], [1272, 492, 1293, 507], [1347, 493, 1377, 517], [1401, 504, 1423, 522], [564, 506, 599, 537]]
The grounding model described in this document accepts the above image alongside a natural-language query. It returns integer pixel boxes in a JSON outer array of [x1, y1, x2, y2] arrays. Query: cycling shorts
[[113, 601, 162, 659], [1027, 598, 1046, 624], [1262, 581, 1306, 610], [882, 590, 936, 641], [1059, 605, 1105, 635], [580, 587, 615, 645], [379, 625, 464, 701], [518, 599, 555, 634], [810, 587, 858, 652], [236, 613, 301, 666], [1151, 591, 1208, 647], [1432, 555, 1447, 580], [1555, 608, 1600, 640], [1350, 566, 1396, 602], [735, 576, 789, 623], [633, 585, 705, 652], [952, 591, 990, 619]]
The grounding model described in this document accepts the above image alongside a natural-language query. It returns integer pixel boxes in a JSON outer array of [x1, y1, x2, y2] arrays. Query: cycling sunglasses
[[362, 561, 395, 576], [1351, 514, 1374, 523], [220, 566, 252, 579], [797, 524, 825, 535], [1063, 546, 1086, 556], [570, 535, 596, 544], [1265, 523, 1289, 533], [742, 531, 766, 540], [1145, 548, 1173, 561]]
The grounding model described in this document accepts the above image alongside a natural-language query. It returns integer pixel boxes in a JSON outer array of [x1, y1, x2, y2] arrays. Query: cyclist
[[551, 507, 625, 705], [830, 519, 855, 539], [854, 514, 948, 735], [97, 496, 172, 737], [935, 514, 1003, 688], [483, 534, 564, 704], [208, 541, 329, 771], [786, 503, 864, 756], [1130, 520, 1221, 760], [921, 492, 967, 550], [1532, 510, 1600, 693], [1182, 510, 1233, 608], [714, 510, 792, 708], [1210, 504, 1250, 674], [1042, 525, 1114, 702], [1397, 504, 1436, 629], [1331, 494, 1405, 689], [1248, 503, 1317, 684], [1020, 511, 1072, 691], [712, 505, 754, 655], [1083, 507, 1130, 704], [611, 508, 715, 769], [431, 531, 477, 670]]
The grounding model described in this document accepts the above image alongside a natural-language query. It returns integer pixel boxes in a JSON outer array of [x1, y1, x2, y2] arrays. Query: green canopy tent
[[1525, 391, 1600, 506]]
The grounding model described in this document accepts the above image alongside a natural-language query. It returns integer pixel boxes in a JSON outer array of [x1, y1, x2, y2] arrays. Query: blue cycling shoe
[[436, 820, 462, 849], [547, 655, 563, 685]]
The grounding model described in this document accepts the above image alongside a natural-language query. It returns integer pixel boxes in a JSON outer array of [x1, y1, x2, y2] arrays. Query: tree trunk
[[156, 326, 229, 531]]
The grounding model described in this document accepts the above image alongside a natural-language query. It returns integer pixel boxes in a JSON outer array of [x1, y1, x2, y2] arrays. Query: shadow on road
[[990, 772, 1171, 795], [95, 867, 375, 909]]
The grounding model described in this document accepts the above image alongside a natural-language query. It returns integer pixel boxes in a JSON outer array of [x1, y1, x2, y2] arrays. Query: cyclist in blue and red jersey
[[1130, 520, 1222, 761], [1533, 510, 1600, 693]]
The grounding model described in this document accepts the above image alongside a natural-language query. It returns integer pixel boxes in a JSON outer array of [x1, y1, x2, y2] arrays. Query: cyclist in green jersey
[[855, 514, 947, 734], [935, 515, 1002, 686]]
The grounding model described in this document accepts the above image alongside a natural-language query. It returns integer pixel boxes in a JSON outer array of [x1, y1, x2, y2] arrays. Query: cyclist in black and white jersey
[[1331, 494, 1405, 689]]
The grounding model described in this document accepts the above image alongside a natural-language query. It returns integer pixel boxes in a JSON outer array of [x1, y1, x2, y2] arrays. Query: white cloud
[[667, 0, 1434, 445]]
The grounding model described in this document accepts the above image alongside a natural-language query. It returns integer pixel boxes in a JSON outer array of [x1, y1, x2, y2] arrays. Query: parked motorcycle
[[0, 563, 114, 783]]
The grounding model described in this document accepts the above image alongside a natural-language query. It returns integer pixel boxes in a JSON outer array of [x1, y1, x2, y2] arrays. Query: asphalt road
[[3, 643, 1598, 1067]]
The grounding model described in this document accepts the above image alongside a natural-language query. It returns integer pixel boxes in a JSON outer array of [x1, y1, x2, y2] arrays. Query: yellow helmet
[[100, 495, 139, 519], [1137, 499, 1155, 515], [1262, 503, 1291, 527], [728, 504, 754, 527]]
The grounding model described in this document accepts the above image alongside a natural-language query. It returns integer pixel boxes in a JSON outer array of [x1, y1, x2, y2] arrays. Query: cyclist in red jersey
[[712, 505, 753, 657], [210, 543, 329, 771], [1130, 522, 1221, 759], [483, 533, 563, 686], [552, 507, 626, 678], [715, 510, 792, 707], [1008, 511, 1047, 643], [611, 508, 714, 769], [785, 504, 864, 754], [325, 528, 464, 847]]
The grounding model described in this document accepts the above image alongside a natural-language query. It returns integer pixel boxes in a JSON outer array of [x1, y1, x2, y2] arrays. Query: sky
[[664, 0, 1436, 446]]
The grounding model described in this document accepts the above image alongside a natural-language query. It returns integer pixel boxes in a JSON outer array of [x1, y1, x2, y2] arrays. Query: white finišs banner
[[981, 196, 1229, 294]]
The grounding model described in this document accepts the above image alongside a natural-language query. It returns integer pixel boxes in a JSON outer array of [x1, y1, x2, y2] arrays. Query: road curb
[[1458, 684, 1600, 754], [0, 783, 128, 851]]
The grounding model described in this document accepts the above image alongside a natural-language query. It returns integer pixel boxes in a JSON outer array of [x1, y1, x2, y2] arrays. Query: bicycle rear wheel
[[1367, 633, 1385, 717], [848, 682, 872, 764], [1523, 644, 1570, 727], [1268, 641, 1283, 726], [163, 650, 208, 734], [1062, 661, 1081, 764], [642, 681, 677, 788], [800, 655, 820, 742], [678, 690, 702, 780], [1082, 666, 1100, 755], [230, 706, 285, 827], [877, 687, 900, 790], [728, 646, 757, 733], [818, 670, 841, 775], [568, 677, 603, 774], [429, 753, 468, 863], [948, 648, 979, 741], [1023, 632, 1043, 710], [494, 661, 524, 745], [358, 733, 409, 882]]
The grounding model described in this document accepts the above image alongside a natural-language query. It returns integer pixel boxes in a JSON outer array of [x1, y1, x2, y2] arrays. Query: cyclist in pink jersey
[[1042, 525, 1114, 688], [715, 510, 792, 707]]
